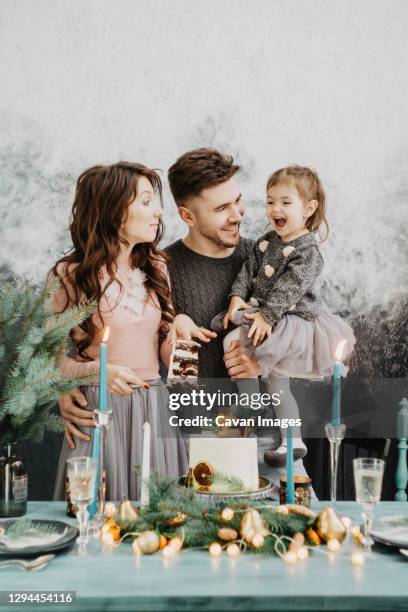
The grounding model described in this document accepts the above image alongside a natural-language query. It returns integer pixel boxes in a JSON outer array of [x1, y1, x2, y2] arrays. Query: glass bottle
[[0, 443, 28, 517]]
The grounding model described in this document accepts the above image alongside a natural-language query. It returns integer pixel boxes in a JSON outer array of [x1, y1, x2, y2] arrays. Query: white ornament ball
[[327, 539, 341, 553], [297, 547, 309, 561], [221, 507, 234, 521], [226, 543, 240, 558], [209, 542, 222, 557], [351, 552, 365, 567], [284, 550, 298, 565]]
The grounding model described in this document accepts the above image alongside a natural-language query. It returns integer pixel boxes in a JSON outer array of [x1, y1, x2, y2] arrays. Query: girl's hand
[[223, 295, 249, 329], [173, 314, 217, 343], [107, 364, 150, 395], [245, 312, 273, 346]]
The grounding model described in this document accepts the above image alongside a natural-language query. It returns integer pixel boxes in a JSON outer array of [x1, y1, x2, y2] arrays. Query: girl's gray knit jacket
[[230, 230, 324, 326]]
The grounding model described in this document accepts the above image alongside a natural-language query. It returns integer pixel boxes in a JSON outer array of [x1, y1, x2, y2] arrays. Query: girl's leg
[[262, 376, 307, 467], [223, 328, 260, 424]]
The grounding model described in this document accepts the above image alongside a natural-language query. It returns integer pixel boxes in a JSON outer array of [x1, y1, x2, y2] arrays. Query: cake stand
[[179, 476, 277, 504]]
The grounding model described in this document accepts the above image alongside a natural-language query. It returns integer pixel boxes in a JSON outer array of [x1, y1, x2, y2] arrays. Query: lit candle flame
[[334, 339, 347, 361], [102, 326, 110, 343]]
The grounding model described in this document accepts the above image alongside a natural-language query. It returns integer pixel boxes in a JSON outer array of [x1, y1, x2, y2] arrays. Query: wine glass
[[353, 457, 384, 554], [66, 456, 97, 556]]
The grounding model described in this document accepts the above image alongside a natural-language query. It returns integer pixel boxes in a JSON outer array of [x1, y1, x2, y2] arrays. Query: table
[[1, 502, 408, 612]]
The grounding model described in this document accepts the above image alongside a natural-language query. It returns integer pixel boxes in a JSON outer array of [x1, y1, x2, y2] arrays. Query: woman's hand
[[107, 364, 150, 395], [223, 295, 249, 329], [173, 314, 217, 343], [244, 312, 273, 346]]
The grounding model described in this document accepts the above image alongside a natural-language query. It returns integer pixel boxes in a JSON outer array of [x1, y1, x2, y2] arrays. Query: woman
[[52, 161, 214, 500]]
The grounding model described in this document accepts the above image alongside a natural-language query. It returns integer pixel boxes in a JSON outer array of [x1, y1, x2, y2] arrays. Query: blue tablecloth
[[1, 501, 408, 611]]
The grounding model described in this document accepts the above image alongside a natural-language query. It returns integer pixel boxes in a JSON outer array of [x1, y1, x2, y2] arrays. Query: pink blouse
[[51, 262, 172, 382]]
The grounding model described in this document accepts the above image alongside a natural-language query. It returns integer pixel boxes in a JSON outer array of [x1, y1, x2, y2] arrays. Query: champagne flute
[[353, 457, 384, 554], [66, 456, 97, 556]]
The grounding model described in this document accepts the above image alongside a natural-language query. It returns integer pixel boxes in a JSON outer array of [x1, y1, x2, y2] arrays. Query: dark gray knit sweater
[[165, 238, 253, 378], [231, 231, 324, 326]]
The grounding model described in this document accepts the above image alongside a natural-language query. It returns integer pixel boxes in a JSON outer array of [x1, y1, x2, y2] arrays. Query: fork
[[0, 554, 55, 571]]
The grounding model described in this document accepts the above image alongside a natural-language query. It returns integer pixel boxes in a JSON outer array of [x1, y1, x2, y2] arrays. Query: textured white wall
[[1, 0, 407, 314]]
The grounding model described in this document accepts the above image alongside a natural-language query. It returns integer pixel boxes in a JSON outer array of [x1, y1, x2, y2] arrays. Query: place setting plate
[[0, 519, 78, 557], [371, 515, 408, 549]]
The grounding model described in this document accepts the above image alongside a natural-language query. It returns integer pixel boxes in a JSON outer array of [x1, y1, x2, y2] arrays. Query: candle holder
[[325, 422, 346, 506], [93, 408, 113, 520]]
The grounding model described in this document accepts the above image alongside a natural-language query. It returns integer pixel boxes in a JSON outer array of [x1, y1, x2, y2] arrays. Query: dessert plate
[[0, 519, 78, 557], [371, 515, 408, 549]]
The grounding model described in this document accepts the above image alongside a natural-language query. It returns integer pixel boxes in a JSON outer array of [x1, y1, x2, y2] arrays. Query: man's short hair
[[168, 148, 240, 207]]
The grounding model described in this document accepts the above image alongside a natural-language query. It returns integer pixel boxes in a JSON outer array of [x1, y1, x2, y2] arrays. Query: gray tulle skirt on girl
[[211, 305, 356, 379], [53, 380, 188, 501]]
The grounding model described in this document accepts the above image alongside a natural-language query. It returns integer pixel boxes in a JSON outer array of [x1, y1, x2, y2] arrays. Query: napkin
[[0, 528, 67, 550]]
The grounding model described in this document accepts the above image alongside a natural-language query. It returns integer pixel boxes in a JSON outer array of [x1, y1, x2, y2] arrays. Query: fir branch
[[5, 520, 57, 539]]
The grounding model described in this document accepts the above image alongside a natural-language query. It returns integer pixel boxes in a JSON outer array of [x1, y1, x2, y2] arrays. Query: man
[[60, 148, 312, 487]]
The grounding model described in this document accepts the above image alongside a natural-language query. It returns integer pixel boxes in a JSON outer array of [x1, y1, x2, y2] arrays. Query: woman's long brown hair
[[51, 161, 173, 358]]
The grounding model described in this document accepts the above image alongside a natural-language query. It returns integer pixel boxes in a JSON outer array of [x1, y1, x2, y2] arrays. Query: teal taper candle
[[286, 425, 295, 503]]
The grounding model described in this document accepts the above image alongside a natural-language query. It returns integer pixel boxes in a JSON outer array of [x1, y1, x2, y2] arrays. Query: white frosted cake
[[189, 437, 259, 492]]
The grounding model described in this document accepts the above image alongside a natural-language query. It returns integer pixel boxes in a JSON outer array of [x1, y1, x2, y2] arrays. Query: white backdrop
[[1, 0, 407, 315]]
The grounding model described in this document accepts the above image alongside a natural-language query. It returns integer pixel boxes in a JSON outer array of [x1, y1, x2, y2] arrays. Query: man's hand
[[223, 340, 262, 378], [59, 390, 94, 450], [244, 312, 272, 346], [223, 295, 248, 329], [173, 314, 217, 343]]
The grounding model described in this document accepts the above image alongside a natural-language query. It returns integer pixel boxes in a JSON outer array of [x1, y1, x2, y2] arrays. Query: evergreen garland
[[117, 473, 312, 554], [0, 278, 96, 444]]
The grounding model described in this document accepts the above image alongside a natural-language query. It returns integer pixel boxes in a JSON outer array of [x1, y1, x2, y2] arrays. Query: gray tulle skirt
[[53, 380, 188, 501], [212, 306, 356, 379]]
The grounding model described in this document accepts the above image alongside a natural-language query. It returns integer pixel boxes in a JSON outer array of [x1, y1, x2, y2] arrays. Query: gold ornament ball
[[251, 533, 265, 549], [305, 527, 321, 546], [351, 552, 365, 567], [276, 505, 289, 516], [159, 534, 168, 550], [283, 550, 298, 565], [221, 507, 234, 521], [209, 542, 223, 557], [226, 543, 240, 558], [327, 538, 341, 553], [297, 546, 309, 561], [137, 530, 160, 555]]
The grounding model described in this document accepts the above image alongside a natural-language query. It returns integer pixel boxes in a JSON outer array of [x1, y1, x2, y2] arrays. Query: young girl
[[52, 161, 214, 500], [211, 165, 355, 466]]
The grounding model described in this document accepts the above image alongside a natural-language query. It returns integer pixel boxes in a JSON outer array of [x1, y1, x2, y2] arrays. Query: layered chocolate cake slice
[[167, 339, 200, 383]]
